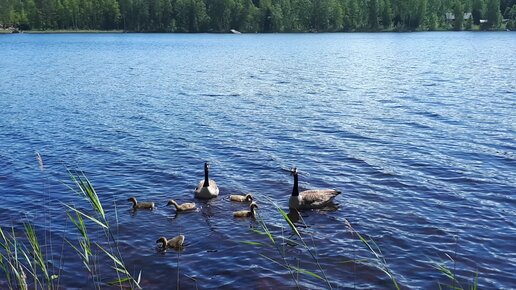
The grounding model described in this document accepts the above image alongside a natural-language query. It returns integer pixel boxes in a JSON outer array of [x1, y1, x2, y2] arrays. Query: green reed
[[64, 168, 142, 289], [245, 197, 333, 289], [434, 253, 479, 290], [343, 219, 400, 290], [0, 167, 142, 290]]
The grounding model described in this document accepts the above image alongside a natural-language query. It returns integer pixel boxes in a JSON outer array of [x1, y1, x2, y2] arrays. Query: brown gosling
[[156, 235, 185, 250], [127, 197, 155, 210], [229, 193, 253, 202], [166, 199, 197, 212], [233, 202, 258, 218]]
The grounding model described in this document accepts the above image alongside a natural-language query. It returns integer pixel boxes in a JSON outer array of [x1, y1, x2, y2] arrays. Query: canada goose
[[127, 197, 155, 210], [233, 202, 258, 218], [194, 162, 219, 199], [229, 193, 253, 202], [289, 168, 341, 210], [166, 199, 197, 212], [156, 235, 185, 250]]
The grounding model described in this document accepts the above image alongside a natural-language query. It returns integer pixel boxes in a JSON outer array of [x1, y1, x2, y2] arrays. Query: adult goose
[[194, 162, 219, 199], [289, 168, 340, 210], [127, 197, 155, 210]]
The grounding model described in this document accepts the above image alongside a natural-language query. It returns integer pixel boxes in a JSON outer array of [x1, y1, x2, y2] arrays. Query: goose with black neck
[[289, 167, 340, 210], [194, 162, 219, 199]]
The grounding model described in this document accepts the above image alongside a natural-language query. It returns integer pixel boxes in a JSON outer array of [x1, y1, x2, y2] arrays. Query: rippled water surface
[[0, 32, 515, 289]]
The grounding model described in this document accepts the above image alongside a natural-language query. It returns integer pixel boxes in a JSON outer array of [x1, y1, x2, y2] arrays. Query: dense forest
[[1, 0, 515, 32]]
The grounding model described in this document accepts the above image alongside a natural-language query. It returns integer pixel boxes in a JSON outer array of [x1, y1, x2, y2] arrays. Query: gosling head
[[245, 194, 253, 202], [127, 197, 137, 205], [156, 237, 167, 248], [249, 202, 258, 217]]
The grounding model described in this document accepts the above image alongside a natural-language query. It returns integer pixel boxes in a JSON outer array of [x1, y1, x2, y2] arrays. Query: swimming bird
[[166, 199, 197, 212], [289, 168, 340, 210], [156, 235, 185, 250], [127, 197, 155, 210], [229, 193, 253, 202], [233, 202, 258, 218], [194, 162, 219, 199]]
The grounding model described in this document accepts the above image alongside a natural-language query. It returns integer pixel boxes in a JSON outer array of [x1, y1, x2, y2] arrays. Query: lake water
[[0, 32, 515, 289]]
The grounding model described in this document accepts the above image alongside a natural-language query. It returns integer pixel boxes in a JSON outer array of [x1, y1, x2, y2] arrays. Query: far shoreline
[[2, 28, 511, 34], [23, 30, 125, 34]]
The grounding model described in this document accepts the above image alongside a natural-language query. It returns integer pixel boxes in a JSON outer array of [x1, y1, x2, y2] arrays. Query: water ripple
[[0, 32, 515, 289]]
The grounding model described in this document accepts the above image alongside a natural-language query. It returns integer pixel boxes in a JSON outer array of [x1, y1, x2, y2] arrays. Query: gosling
[[156, 235, 185, 250], [166, 199, 197, 212], [127, 197, 155, 210], [233, 202, 258, 218], [229, 193, 253, 202]]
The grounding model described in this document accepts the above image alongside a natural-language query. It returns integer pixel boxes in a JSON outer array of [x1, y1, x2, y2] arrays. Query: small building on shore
[[445, 12, 473, 21]]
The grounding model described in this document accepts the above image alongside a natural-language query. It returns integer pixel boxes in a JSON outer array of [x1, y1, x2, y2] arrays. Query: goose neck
[[203, 166, 209, 187], [292, 173, 299, 196]]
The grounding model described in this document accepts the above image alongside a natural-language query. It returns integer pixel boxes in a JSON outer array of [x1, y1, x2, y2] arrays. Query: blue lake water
[[0, 32, 515, 289]]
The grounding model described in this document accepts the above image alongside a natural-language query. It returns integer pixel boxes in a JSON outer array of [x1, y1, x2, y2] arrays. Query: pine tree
[[486, 0, 501, 27]]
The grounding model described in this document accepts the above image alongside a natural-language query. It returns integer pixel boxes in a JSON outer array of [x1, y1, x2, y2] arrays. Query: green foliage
[[0, 224, 60, 289], [0, 0, 504, 32], [344, 220, 400, 290], [392, 0, 427, 31], [246, 198, 334, 289], [0, 169, 141, 290], [434, 254, 479, 290], [472, 0, 484, 25], [506, 4, 516, 29], [65, 169, 142, 289], [368, 0, 380, 30], [454, 0, 464, 30], [486, 0, 502, 27], [174, 0, 209, 32], [380, 0, 393, 29]]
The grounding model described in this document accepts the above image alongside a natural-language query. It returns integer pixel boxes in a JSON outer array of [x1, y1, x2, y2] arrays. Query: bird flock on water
[[127, 162, 341, 250]]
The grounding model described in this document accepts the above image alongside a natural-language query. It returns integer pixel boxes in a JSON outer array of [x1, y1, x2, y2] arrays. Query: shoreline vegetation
[[0, 26, 511, 34], [0, 0, 515, 34]]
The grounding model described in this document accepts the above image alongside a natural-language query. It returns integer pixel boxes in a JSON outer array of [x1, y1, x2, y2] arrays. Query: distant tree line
[[1, 0, 515, 32]]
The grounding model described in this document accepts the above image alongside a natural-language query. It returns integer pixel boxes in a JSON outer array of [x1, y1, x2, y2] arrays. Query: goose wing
[[181, 202, 196, 210], [300, 189, 340, 208], [194, 179, 204, 193], [208, 179, 219, 196], [209, 179, 218, 190], [195, 179, 218, 191], [230, 195, 244, 201], [136, 201, 155, 209]]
